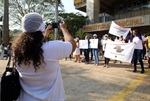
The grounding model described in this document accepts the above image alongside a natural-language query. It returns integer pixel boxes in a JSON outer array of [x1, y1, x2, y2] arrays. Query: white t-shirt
[[132, 36, 146, 49], [101, 39, 112, 51], [17, 41, 72, 101]]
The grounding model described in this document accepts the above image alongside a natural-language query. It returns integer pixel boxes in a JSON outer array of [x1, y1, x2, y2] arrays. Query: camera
[[52, 22, 60, 28]]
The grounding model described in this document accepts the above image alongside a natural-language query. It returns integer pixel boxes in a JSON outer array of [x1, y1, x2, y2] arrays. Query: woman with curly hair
[[12, 12, 76, 101]]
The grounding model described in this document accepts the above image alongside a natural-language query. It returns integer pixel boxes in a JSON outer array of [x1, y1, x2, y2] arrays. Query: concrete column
[[86, 0, 100, 24]]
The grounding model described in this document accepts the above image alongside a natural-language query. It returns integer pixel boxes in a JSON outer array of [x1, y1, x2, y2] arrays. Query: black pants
[[133, 49, 144, 72], [105, 57, 110, 65]]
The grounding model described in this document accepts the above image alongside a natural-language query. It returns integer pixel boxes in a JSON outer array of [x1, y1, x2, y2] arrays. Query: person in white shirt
[[73, 38, 80, 62], [12, 12, 76, 101], [101, 34, 111, 68], [0, 43, 4, 60], [92, 34, 99, 66], [132, 29, 146, 73]]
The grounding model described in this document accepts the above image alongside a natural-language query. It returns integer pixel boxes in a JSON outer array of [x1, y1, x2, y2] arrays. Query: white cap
[[93, 34, 97, 37], [22, 12, 45, 33], [104, 34, 108, 37]]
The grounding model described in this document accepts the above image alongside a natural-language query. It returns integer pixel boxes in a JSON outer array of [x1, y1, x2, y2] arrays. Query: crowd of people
[[65, 29, 150, 74]]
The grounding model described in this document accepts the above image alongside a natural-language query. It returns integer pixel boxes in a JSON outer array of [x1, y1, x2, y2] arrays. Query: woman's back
[[17, 41, 72, 101]]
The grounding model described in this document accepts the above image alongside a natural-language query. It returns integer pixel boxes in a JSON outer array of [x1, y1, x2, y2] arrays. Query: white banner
[[109, 21, 131, 39], [89, 39, 98, 49], [104, 41, 135, 63], [79, 40, 88, 49]]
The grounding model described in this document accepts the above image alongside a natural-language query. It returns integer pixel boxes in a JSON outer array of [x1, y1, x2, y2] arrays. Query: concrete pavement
[[0, 59, 150, 101], [60, 59, 150, 101]]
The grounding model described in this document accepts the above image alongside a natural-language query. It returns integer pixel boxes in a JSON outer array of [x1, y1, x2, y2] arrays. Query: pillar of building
[[86, 0, 100, 24]]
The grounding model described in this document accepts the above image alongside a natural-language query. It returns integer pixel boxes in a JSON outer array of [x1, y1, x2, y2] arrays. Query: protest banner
[[109, 21, 131, 39], [104, 41, 135, 63], [89, 39, 98, 48], [79, 40, 88, 49]]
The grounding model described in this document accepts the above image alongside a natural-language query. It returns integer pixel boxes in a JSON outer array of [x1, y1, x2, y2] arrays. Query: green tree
[[59, 13, 88, 38], [0, 0, 64, 28]]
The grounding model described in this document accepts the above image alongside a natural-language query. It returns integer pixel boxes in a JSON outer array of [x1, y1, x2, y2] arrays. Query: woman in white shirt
[[132, 30, 146, 73], [12, 12, 76, 101]]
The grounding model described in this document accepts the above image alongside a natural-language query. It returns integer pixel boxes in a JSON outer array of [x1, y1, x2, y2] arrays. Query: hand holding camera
[[52, 21, 66, 29]]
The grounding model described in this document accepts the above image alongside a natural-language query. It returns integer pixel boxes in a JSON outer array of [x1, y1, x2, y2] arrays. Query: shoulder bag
[[1, 56, 21, 101]]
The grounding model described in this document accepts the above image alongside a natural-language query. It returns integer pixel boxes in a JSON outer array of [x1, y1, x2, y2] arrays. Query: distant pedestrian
[[73, 38, 80, 62], [6, 43, 12, 60], [92, 34, 99, 66], [0, 43, 4, 60], [84, 36, 90, 64], [132, 29, 147, 73], [146, 33, 150, 68], [102, 34, 111, 68]]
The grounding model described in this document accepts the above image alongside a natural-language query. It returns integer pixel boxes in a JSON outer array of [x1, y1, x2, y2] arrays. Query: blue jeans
[[133, 49, 144, 71], [92, 49, 99, 64]]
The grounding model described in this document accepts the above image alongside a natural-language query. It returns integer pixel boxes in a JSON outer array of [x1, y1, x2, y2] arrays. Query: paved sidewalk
[[0, 59, 150, 101], [60, 59, 150, 101]]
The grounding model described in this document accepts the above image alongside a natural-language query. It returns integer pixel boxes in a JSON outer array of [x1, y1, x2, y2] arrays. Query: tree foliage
[[0, 0, 64, 28], [59, 13, 88, 38]]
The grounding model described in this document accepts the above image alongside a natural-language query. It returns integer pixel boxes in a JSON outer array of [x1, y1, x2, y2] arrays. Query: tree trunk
[[3, 0, 9, 46]]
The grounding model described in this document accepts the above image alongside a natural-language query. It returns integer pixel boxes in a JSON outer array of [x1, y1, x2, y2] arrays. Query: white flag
[[104, 41, 135, 63], [109, 21, 131, 39]]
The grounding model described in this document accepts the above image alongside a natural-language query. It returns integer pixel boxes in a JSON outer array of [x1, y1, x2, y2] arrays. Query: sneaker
[[141, 71, 145, 73]]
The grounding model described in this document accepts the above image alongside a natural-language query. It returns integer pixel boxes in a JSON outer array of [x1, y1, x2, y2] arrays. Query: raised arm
[[59, 21, 76, 53]]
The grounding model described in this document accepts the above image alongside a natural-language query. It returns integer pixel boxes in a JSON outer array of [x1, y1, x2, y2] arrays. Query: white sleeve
[[42, 41, 72, 60], [55, 41, 72, 60]]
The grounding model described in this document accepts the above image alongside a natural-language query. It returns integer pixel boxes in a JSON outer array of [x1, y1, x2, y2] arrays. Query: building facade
[[74, 0, 150, 37]]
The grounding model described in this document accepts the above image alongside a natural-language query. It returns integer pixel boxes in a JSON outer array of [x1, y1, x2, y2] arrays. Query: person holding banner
[[84, 36, 90, 64], [92, 34, 99, 66], [102, 34, 110, 68], [132, 30, 147, 73]]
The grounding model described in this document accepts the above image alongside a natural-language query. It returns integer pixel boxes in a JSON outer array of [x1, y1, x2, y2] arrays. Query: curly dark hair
[[12, 31, 45, 71]]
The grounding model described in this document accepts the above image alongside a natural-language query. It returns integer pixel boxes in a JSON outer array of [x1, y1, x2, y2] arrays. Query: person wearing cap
[[101, 34, 111, 68], [12, 12, 76, 101], [92, 34, 99, 66]]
